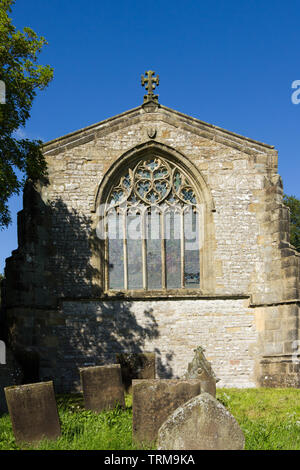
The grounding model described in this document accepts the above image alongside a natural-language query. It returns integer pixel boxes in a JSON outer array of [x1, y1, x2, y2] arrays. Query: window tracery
[[105, 156, 201, 291]]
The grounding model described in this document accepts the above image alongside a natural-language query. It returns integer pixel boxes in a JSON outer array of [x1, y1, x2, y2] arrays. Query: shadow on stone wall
[[55, 300, 174, 392], [3, 184, 174, 392], [45, 196, 102, 299]]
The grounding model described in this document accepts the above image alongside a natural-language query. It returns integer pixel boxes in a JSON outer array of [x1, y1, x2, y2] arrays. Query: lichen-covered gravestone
[[132, 379, 201, 446], [80, 364, 125, 412], [0, 347, 23, 415], [5, 381, 61, 445], [157, 392, 245, 450], [116, 352, 155, 393], [183, 346, 219, 397]]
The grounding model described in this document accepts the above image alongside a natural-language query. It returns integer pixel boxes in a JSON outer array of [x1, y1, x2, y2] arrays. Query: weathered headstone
[[80, 364, 125, 412], [116, 352, 155, 393], [132, 379, 201, 446], [0, 347, 23, 415], [157, 392, 245, 450], [183, 346, 219, 397], [4, 381, 61, 445]]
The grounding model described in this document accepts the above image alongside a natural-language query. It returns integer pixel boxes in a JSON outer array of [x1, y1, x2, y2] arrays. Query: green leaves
[[0, 0, 53, 228], [283, 194, 300, 252]]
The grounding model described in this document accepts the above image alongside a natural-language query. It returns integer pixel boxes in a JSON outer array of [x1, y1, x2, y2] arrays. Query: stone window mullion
[[123, 211, 128, 290], [161, 211, 166, 290], [141, 210, 147, 290], [181, 210, 185, 288]]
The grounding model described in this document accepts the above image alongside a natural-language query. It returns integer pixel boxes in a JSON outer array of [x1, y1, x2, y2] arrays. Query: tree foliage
[[283, 194, 300, 252], [0, 0, 53, 228]]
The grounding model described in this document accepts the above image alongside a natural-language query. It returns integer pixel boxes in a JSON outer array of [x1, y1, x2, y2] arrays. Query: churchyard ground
[[0, 388, 299, 450]]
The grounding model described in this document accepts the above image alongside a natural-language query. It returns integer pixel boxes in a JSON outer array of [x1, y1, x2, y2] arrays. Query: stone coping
[[42, 103, 276, 155]]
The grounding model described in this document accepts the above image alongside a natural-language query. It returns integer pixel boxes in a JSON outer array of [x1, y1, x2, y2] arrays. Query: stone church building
[[2, 72, 300, 392]]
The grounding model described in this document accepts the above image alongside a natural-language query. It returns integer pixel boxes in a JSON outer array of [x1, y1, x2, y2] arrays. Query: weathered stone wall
[[6, 298, 259, 392], [3, 103, 300, 390], [60, 298, 259, 391]]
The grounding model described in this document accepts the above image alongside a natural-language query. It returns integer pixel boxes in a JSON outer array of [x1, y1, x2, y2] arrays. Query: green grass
[[216, 388, 300, 450], [0, 388, 299, 450], [0, 394, 146, 451]]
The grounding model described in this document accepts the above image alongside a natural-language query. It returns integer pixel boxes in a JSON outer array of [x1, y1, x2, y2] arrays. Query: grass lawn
[[0, 388, 299, 450], [217, 388, 300, 450]]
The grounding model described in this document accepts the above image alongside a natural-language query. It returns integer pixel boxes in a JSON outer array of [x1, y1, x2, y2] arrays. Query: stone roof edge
[[42, 105, 143, 153], [43, 103, 276, 155], [159, 105, 276, 152]]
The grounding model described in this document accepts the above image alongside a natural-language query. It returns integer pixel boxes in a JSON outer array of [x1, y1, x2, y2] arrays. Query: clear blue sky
[[1, 0, 300, 273]]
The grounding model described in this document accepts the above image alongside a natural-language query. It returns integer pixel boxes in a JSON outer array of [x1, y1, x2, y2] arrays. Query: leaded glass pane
[[146, 211, 162, 289], [146, 191, 159, 203], [154, 168, 168, 179], [108, 211, 124, 289], [146, 160, 159, 170], [136, 169, 151, 179], [184, 208, 200, 287], [127, 213, 143, 289], [181, 189, 197, 204], [165, 210, 181, 288], [122, 174, 131, 190], [137, 180, 150, 198], [174, 171, 182, 192], [154, 181, 168, 195]]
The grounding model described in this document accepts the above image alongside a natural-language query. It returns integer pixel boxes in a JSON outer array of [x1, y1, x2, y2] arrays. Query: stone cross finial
[[141, 70, 159, 103]]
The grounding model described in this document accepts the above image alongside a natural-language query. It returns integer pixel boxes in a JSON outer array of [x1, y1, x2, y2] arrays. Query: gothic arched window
[[102, 156, 203, 292]]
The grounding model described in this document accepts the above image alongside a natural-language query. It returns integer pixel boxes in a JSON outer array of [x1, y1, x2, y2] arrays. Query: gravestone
[[80, 364, 125, 412], [157, 392, 245, 450], [0, 348, 23, 415], [183, 346, 219, 397], [132, 378, 201, 446], [116, 352, 155, 393], [4, 381, 61, 445]]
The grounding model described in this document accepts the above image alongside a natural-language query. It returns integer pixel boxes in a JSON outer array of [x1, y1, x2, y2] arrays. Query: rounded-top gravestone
[[158, 392, 245, 450]]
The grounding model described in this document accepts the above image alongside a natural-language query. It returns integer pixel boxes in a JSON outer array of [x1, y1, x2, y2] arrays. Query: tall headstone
[[132, 379, 201, 446], [157, 392, 245, 450], [80, 364, 125, 412], [5, 381, 61, 445], [116, 352, 155, 393]]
